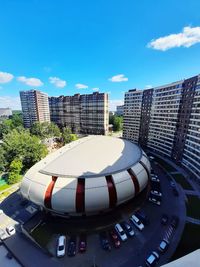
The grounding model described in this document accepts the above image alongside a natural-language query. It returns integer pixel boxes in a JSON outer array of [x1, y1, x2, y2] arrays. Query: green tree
[[109, 114, 123, 132], [11, 113, 23, 128], [62, 127, 78, 144], [0, 114, 24, 139], [0, 146, 5, 172], [30, 122, 60, 139], [2, 129, 48, 171], [7, 159, 23, 184]]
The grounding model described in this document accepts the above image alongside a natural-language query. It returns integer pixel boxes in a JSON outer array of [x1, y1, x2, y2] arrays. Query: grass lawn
[[153, 157, 176, 172], [0, 183, 10, 191], [186, 195, 200, 219], [172, 174, 193, 190], [171, 222, 200, 261]]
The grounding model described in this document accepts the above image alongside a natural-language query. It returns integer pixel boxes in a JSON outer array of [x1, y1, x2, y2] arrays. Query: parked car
[[172, 188, 179, 197], [161, 214, 168, 225], [115, 224, 128, 241], [0, 228, 7, 242], [149, 156, 155, 160], [170, 181, 176, 188], [99, 232, 111, 251], [6, 226, 16, 236], [135, 210, 150, 225], [171, 216, 179, 229], [109, 230, 121, 248], [130, 215, 144, 231], [121, 221, 135, 237], [67, 236, 76, 257], [78, 234, 87, 253], [150, 190, 162, 197], [56, 235, 66, 257], [145, 251, 159, 267], [151, 176, 160, 183], [148, 196, 161, 206], [158, 240, 169, 253]]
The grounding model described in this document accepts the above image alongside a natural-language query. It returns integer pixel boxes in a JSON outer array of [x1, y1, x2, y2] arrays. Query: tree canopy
[[62, 127, 78, 144], [0, 113, 23, 139], [109, 114, 123, 131], [2, 129, 48, 171], [30, 122, 61, 139]]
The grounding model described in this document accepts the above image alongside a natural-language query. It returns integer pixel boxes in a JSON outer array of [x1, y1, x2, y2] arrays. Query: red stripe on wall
[[76, 179, 85, 213], [44, 176, 57, 209], [106, 175, 117, 208], [127, 169, 140, 195]]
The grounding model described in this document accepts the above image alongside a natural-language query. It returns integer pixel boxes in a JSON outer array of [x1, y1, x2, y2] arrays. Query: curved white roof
[[40, 136, 142, 178], [20, 136, 150, 215]]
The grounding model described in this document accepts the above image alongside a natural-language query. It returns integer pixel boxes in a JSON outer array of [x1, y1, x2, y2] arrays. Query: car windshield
[[148, 255, 155, 264], [59, 245, 64, 251]]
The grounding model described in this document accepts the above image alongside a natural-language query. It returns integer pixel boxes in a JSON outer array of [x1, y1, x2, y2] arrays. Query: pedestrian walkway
[[186, 217, 200, 225]]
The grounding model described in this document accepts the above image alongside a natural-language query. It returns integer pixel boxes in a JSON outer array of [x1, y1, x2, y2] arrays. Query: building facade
[[20, 90, 50, 128], [116, 105, 124, 116], [123, 74, 200, 181], [0, 108, 12, 119], [49, 92, 109, 135], [123, 89, 143, 142]]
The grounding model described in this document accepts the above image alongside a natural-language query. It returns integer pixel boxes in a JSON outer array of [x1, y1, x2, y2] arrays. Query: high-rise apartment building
[[123, 89, 143, 142], [123, 74, 200, 181], [116, 105, 124, 116], [20, 90, 50, 128], [49, 92, 109, 135]]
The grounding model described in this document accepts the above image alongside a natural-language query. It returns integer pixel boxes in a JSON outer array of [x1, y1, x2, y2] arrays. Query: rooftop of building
[[39, 135, 142, 178]]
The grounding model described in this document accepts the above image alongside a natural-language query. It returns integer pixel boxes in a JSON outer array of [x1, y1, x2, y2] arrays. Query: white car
[[56, 235, 66, 257], [150, 190, 162, 197], [149, 196, 161, 206], [114, 224, 128, 241], [151, 176, 160, 182], [146, 251, 159, 266], [130, 215, 144, 231], [6, 226, 16, 236], [0, 228, 7, 240]]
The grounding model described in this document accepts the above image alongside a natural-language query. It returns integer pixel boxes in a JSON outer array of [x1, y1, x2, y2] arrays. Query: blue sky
[[0, 0, 200, 110]]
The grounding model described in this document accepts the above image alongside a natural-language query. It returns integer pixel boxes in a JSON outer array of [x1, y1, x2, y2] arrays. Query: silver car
[[0, 228, 7, 241]]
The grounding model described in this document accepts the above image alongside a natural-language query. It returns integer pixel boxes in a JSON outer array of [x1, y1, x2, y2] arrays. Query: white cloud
[[148, 26, 200, 51], [92, 87, 99, 91], [0, 71, 14, 84], [49, 77, 67, 88], [109, 74, 128, 82], [0, 96, 21, 110], [109, 99, 124, 111], [145, 85, 153, 89], [75, 83, 88, 89], [17, 76, 43, 87]]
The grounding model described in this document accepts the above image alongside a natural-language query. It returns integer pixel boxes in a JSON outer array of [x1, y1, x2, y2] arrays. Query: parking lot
[[0, 158, 186, 267]]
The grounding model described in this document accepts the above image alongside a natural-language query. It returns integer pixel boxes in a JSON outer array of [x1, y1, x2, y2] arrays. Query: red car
[[110, 230, 121, 248], [79, 234, 87, 253]]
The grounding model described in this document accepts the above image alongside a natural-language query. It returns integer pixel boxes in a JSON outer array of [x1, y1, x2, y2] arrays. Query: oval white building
[[20, 136, 151, 216]]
